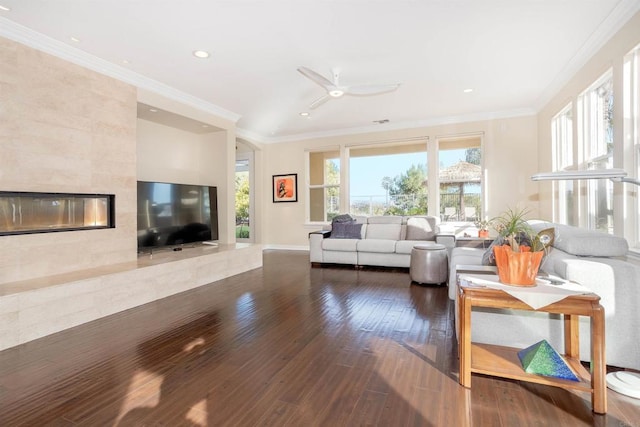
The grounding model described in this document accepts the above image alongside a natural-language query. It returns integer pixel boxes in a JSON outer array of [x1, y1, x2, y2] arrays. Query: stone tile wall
[[0, 37, 138, 285]]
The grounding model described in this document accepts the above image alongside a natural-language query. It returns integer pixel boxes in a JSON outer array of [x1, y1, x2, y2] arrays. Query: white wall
[[137, 119, 225, 185], [136, 89, 238, 245], [136, 119, 232, 243], [262, 115, 539, 248]]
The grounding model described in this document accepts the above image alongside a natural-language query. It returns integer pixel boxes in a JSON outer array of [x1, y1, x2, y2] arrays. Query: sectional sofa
[[309, 215, 455, 268], [449, 221, 640, 370]]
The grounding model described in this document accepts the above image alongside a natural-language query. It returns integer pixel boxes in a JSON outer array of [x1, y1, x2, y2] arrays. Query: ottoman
[[410, 243, 448, 285]]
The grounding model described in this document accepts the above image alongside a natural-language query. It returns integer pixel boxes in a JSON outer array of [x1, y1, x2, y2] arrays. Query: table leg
[[563, 314, 579, 359], [591, 304, 606, 414], [458, 292, 472, 387]]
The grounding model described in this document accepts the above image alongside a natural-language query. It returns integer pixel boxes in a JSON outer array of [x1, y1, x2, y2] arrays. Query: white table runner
[[458, 274, 593, 309]]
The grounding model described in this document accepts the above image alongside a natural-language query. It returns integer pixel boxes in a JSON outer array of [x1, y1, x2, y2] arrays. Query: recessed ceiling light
[[299, 112, 310, 117], [193, 50, 210, 59], [463, 88, 474, 93], [70, 36, 80, 43], [329, 89, 344, 98], [121, 59, 130, 65], [149, 108, 158, 113], [0, 5, 11, 11]]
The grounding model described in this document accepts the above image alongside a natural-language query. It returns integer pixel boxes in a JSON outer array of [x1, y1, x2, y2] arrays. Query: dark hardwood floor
[[1, 250, 639, 426]]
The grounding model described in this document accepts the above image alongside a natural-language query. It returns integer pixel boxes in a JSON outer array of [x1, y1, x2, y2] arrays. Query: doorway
[[235, 152, 254, 242]]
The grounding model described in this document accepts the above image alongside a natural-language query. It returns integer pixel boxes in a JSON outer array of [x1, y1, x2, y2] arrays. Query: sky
[[349, 151, 465, 196]]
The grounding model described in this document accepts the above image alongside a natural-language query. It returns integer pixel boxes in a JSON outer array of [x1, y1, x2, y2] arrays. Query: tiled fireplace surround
[[0, 38, 262, 351], [0, 244, 263, 351]]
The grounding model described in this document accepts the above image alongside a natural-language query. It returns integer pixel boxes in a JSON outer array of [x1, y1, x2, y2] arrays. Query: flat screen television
[[137, 181, 218, 250]]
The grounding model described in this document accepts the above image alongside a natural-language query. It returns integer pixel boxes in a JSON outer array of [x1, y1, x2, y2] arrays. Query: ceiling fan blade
[[298, 67, 335, 89], [309, 94, 331, 110], [345, 83, 400, 96]]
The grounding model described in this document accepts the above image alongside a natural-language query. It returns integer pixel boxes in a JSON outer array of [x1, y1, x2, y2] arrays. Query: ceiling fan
[[297, 66, 400, 110]]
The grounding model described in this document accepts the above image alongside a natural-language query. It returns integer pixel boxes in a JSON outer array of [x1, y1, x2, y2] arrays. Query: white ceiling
[[1, 0, 639, 143]]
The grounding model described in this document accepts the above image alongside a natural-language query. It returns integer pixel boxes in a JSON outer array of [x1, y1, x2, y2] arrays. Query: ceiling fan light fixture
[[193, 50, 210, 59], [298, 66, 400, 110]]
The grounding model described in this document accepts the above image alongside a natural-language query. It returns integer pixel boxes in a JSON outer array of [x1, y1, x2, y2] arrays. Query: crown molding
[[239, 108, 536, 145], [533, 0, 640, 112], [0, 17, 241, 124]]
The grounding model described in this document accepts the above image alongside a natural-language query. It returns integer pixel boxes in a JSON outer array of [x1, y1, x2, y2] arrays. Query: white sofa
[[309, 215, 455, 268], [449, 221, 640, 370]]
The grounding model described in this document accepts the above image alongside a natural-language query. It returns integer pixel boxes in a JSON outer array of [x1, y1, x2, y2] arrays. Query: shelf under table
[[471, 343, 592, 392]]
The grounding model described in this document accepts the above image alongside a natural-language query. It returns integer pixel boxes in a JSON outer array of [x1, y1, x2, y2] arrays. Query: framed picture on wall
[[272, 173, 298, 203]]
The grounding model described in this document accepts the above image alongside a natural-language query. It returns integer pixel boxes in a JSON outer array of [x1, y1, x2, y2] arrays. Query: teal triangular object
[[517, 340, 580, 382]]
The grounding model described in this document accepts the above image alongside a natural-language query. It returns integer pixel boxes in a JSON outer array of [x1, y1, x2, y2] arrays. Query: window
[[306, 136, 484, 224], [348, 143, 427, 216], [577, 70, 614, 232], [625, 44, 640, 246], [437, 136, 482, 222], [235, 152, 253, 241], [551, 103, 575, 225], [308, 149, 340, 222]]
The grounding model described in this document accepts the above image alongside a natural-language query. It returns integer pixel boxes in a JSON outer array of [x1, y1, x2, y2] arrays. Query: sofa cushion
[[322, 238, 359, 252], [531, 222, 628, 257], [330, 222, 363, 239], [357, 239, 397, 253], [395, 240, 435, 254], [365, 224, 402, 240], [367, 216, 403, 225], [405, 217, 438, 240]]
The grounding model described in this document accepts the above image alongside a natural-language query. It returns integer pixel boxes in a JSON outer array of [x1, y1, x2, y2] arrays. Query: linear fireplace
[[0, 191, 115, 236]]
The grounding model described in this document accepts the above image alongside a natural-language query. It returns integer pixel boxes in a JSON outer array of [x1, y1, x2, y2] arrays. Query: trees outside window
[[381, 164, 427, 215], [235, 172, 250, 238]]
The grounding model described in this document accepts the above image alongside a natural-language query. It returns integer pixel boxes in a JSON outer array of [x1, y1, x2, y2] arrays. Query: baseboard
[[262, 244, 309, 251]]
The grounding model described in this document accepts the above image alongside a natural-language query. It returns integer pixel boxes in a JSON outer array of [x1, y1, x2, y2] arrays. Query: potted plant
[[491, 207, 553, 286], [474, 218, 492, 238]]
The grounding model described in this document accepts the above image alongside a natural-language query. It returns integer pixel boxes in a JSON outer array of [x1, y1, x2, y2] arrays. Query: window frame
[[305, 135, 485, 225], [576, 69, 614, 233], [624, 43, 640, 249], [551, 103, 575, 225], [306, 147, 341, 224]]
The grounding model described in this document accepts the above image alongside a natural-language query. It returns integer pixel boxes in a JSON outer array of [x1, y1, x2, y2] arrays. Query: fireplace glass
[[0, 192, 115, 236]]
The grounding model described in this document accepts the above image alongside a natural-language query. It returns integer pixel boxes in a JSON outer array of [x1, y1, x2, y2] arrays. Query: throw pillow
[[406, 217, 437, 240], [330, 222, 363, 239], [481, 237, 503, 266], [332, 214, 356, 224]]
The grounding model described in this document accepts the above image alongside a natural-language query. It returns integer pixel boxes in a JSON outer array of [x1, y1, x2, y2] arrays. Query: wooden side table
[[457, 279, 607, 414]]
